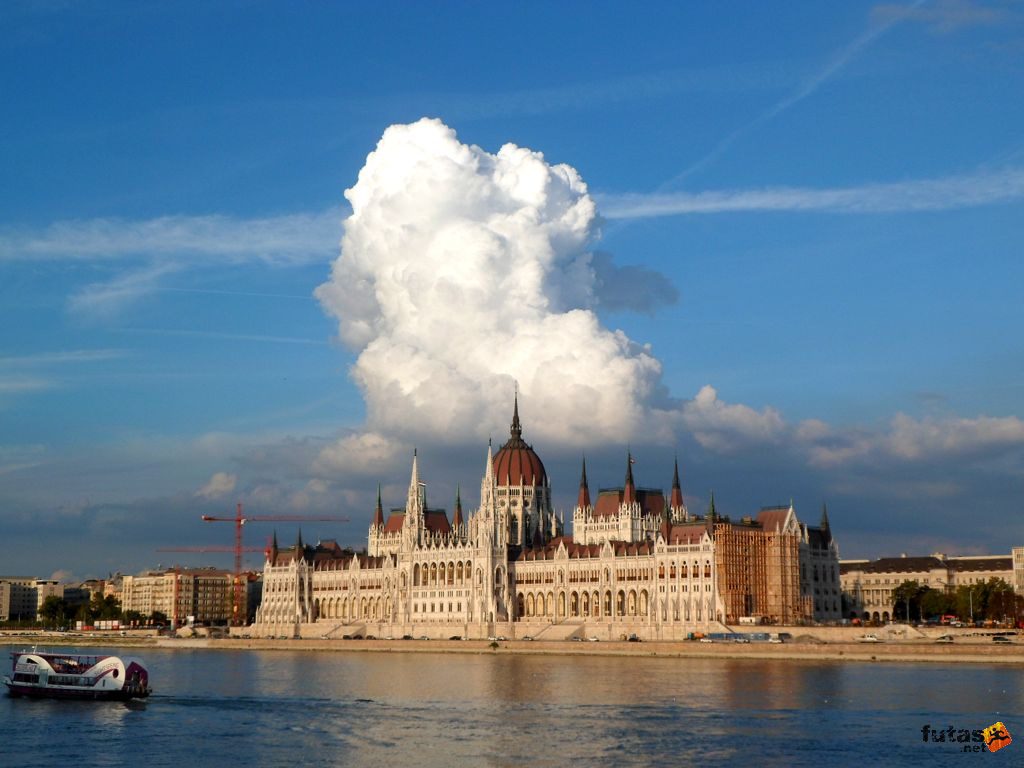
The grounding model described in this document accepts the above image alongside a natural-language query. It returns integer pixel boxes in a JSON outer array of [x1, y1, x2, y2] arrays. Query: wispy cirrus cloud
[[872, 0, 1014, 35], [601, 166, 1024, 219], [0, 375, 52, 395], [67, 262, 181, 319], [0, 208, 342, 265], [0, 348, 126, 366], [0, 349, 128, 402]]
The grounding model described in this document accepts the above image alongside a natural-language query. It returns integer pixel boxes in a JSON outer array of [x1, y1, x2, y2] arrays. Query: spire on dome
[[670, 456, 684, 511], [820, 502, 830, 530], [577, 456, 591, 509], [509, 387, 524, 444], [295, 528, 305, 559]]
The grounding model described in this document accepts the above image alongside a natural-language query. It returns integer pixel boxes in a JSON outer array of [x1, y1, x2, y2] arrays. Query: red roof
[[424, 510, 452, 535], [664, 523, 707, 545], [756, 507, 790, 533]]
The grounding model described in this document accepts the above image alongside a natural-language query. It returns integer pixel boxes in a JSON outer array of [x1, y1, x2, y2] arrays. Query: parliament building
[[253, 398, 840, 639]]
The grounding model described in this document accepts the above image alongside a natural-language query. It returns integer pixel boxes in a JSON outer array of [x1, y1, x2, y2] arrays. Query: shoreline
[[4, 632, 1024, 664]]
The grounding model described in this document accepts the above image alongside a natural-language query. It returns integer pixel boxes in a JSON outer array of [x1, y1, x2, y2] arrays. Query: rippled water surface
[[3, 645, 1021, 766]]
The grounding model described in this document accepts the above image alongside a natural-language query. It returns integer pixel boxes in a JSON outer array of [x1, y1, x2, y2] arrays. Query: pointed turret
[[270, 530, 279, 565], [623, 451, 636, 505], [453, 485, 464, 530], [706, 492, 718, 524], [820, 502, 832, 542], [577, 456, 591, 509], [670, 456, 685, 511], [295, 528, 305, 560], [372, 483, 385, 529]]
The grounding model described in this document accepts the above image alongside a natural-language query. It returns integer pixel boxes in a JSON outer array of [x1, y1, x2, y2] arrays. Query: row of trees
[[37, 593, 167, 629], [890, 577, 1022, 624]]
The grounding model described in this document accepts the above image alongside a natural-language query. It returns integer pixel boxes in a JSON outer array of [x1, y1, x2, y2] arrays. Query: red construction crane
[[201, 503, 350, 626]]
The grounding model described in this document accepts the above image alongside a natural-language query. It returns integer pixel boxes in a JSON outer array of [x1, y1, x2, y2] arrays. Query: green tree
[[38, 595, 68, 628], [919, 588, 953, 621], [891, 580, 926, 622], [88, 592, 122, 620]]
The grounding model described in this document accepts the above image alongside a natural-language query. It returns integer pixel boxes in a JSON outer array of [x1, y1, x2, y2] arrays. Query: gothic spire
[[670, 455, 684, 511], [482, 438, 495, 494], [623, 451, 636, 505], [372, 483, 384, 529], [510, 386, 522, 442], [577, 456, 591, 509], [453, 485, 464, 529], [706, 492, 717, 523]]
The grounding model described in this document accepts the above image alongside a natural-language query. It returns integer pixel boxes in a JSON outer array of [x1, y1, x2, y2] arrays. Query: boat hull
[[4, 679, 149, 701]]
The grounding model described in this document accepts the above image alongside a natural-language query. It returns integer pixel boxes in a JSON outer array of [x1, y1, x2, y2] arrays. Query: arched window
[[413, 564, 420, 586]]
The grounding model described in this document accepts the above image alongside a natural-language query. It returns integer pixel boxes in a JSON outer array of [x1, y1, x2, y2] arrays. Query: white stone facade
[[253, 404, 836, 639]]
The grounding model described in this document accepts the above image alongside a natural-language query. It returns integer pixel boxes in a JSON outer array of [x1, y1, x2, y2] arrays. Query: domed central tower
[[491, 394, 557, 547]]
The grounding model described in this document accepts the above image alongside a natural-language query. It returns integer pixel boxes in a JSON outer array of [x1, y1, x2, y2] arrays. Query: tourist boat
[[3, 649, 151, 700]]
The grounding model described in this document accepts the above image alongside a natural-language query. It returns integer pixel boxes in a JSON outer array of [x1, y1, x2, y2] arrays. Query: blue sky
[[1, 1, 1022, 580]]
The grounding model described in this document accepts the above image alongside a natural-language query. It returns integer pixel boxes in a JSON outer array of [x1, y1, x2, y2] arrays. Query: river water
[[2, 645, 1021, 766]]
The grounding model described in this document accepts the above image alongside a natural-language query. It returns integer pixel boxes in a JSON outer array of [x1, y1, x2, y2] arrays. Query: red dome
[[492, 397, 547, 487]]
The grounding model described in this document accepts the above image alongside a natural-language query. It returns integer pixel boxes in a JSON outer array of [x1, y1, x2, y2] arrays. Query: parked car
[[993, 636, 1012, 643], [934, 635, 953, 644], [857, 634, 881, 643]]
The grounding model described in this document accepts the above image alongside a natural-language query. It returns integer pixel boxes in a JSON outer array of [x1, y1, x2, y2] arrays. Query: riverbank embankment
[[4, 629, 1023, 664]]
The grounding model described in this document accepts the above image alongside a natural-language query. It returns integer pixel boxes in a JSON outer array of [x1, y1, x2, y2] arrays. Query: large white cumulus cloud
[[316, 118, 666, 446]]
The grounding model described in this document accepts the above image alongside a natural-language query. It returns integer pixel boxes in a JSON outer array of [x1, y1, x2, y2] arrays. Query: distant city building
[[34, 579, 62, 613], [254, 398, 838, 639], [1014, 547, 1024, 595], [121, 567, 233, 626], [0, 577, 37, 621], [840, 553, 1016, 622]]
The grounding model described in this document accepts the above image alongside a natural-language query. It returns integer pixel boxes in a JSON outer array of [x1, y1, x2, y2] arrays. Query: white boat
[[3, 649, 151, 700]]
